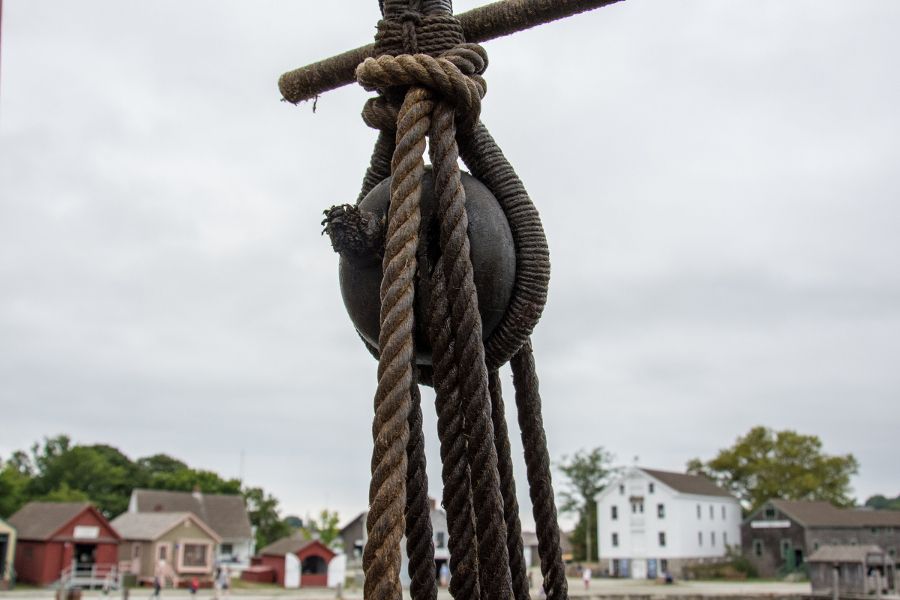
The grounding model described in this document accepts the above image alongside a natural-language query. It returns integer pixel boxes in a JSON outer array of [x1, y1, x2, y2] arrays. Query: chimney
[[192, 486, 202, 501]]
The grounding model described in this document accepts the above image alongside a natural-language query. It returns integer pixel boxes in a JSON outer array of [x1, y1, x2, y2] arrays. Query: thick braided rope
[[406, 382, 438, 600], [488, 370, 530, 600], [363, 86, 433, 600], [425, 260, 481, 600], [457, 123, 550, 371], [428, 100, 512, 600], [356, 45, 487, 131], [511, 340, 568, 600]]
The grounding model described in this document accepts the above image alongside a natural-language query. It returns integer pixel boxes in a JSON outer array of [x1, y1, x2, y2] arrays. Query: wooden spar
[[278, 0, 625, 104]]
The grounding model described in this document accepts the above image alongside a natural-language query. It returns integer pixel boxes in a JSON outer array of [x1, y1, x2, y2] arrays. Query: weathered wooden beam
[[278, 0, 625, 104]]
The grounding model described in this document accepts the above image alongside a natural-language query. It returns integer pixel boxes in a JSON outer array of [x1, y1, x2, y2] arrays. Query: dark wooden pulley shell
[[339, 169, 516, 365]]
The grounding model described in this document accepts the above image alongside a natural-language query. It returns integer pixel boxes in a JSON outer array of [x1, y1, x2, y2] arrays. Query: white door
[[631, 559, 647, 580], [284, 553, 301, 589], [327, 554, 347, 588]]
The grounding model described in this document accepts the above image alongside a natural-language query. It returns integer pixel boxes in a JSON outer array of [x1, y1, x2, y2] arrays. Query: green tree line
[[0, 435, 295, 549]]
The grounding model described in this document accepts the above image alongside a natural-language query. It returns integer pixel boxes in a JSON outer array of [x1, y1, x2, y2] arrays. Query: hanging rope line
[[310, 1, 617, 599]]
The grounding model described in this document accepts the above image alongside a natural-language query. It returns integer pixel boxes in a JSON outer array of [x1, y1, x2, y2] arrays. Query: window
[[611, 506, 618, 520], [698, 532, 703, 546], [658, 532, 666, 547], [780, 539, 792, 559], [435, 532, 446, 549], [631, 501, 644, 514], [648, 483, 655, 494], [723, 532, 728, 546], [721, 505, 726, 519], [753, 539, 762, 557], [889, 548, 896, 559], [660, 559, 668, 573], [182, 544, 209, 568], [220, 543, 233, 556], [157, 544, 168, 561], [711, 531, 716, 546], [709, 505, 714, 519], [696, 504, 701, 519], [612, 533, 619, 547], [619, 485, 625, 495], [657, 504, 665, 519], [764, 506, 776, 520], [132, 543, 141, 559], [813, 541, 820, 551]]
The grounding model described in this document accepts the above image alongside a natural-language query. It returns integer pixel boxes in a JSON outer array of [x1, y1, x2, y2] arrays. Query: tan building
[[0, 518, 16, 590], [128, 489, 254, 572], [111, 512, 221, 586]]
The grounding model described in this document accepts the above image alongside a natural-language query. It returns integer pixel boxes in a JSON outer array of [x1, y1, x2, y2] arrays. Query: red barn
[[9, 502, 120, 586], [251, 535, 335, 587]]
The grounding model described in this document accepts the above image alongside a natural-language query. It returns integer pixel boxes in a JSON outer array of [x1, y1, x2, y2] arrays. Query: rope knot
[[356, 43, 488, 131]]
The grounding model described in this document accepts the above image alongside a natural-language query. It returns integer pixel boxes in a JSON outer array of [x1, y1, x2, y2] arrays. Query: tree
[[865, 494, 900, 510], [687, 426, 859, 514], [557, 447, 617, 562], [243, 486, 292, 550], [0, 458, 30, 517], [303, 509, 342, 549]]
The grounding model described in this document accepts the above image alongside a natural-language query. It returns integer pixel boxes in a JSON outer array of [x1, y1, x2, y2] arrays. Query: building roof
[[259, 531, 313, 556], [111, 511, 221, 543], [769, 500, 900, 528], [640, 468, 735, 499], [8, 502, 93, 541], [131, 489, 252, 539], [339, 511, 366, 535], [0, 517, 17, 535], [808, 545, 887, 563]]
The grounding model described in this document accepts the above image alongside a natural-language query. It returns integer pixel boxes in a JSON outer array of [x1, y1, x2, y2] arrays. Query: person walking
[[582, 566, 592, 590]]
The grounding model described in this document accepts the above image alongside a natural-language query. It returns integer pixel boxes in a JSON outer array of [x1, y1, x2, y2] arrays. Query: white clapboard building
[[595, 467, 742, 579]]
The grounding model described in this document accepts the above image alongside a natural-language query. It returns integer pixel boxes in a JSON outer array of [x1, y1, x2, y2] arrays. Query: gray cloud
[[2, 0, 899, 528]]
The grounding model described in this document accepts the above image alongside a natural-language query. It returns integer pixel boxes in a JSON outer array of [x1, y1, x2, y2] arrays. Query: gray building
[[808, 545, 895, 597], [338, 499, 450, 585], [742, 500, 900, 577]]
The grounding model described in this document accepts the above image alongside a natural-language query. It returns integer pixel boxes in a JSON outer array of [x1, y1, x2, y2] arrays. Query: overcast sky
[[1, 1, 898, 530]]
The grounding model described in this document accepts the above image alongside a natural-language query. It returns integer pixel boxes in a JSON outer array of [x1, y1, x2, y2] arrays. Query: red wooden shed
[[251, 535, 335, 587], [8, 502, 120, 586]]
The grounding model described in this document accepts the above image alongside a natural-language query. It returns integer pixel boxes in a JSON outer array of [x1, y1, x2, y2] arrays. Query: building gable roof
[[640, 468, 735, 499], [8, 502, 115, 541], [767, 499, 900, 527], [339, 511, 366, 536], [259, 531, 314, 556], [131, 489, 252, 539], [111, 511, 221, 543], [808, 544, 886, 563], [0, 517, 17, 536]]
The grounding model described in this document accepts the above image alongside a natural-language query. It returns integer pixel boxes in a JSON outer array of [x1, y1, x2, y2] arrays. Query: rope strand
[[511, 341, 568, 600], [363, 86, 433, 600], [429, 100, 512, 600]]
